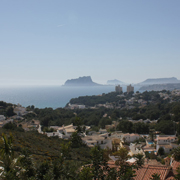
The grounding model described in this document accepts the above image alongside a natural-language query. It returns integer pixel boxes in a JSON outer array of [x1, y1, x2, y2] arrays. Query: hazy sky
[[0, 0, 180, 85]]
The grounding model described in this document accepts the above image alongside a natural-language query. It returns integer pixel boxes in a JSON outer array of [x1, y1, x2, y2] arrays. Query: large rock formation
[[64, 76, 101, 86]]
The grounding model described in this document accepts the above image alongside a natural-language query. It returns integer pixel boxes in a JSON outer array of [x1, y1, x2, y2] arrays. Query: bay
[[0, 85, 141, 109]]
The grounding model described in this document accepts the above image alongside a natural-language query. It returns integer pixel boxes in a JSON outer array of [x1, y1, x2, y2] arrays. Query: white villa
[[122, 133, 140, 143], [0, 115, 6, 121], [155, 135, 179, 154], [156, 135, 177, 145], [82, 133, 112, 149], [45, 124, 90, 139], [13, 104, 28, 116]]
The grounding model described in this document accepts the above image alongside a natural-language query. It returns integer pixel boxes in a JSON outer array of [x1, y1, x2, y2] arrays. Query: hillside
[[68, 92, 122, 107], [139, 77, 180, 85], [0, 129, 91, 163], [139, 83, 180, 91]]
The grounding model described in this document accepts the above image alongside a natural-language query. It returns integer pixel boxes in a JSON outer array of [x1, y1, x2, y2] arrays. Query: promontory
[[64, 76, 101, 86]]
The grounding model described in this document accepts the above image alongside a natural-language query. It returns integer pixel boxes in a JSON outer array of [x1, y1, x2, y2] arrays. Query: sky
[[0, 0, 180, 86]]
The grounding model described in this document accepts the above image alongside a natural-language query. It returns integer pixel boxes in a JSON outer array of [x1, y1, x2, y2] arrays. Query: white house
[[13, 104, 27, 116], [82, 135, 112, 149], [129, 143, 145, 156], [0, 118, 13, 128], [57, 124, 77, 139], [155, 135, 178, 153], [156, 135, 177, 145], [46, 132, 60, 138], [0, 115, 6, 121], [156, 144, 180, 154], [68, 104, 86, 109], [122, 133, 140, 143]]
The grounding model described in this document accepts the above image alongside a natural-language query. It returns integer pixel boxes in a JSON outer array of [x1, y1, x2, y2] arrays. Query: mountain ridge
[[107, 79, 125, 85], [138, 77, 180, 85]]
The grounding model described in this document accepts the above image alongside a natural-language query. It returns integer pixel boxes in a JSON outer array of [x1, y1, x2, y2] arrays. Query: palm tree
[[0, 133, 22, 179], [0, 133, 14, 173]]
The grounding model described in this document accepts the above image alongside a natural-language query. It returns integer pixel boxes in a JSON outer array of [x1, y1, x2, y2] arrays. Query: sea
[[0, 85, 142, 109]]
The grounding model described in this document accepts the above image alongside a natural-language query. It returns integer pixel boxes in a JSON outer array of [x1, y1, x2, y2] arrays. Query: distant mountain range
[[107, 79, 125, 85], [138, 77, 180, 85], [139, 83, 180, 91], [64, 76, 101, 86], [63, 76, 180, 89]]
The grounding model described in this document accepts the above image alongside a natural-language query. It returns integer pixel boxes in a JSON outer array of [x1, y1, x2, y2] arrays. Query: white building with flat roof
[[0, 115, 6, 121]]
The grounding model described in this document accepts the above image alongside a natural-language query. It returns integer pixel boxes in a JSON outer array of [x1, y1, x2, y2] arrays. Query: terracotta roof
[[166, 176, 175, 180], [133, 165, 171, 180], [158, 137, 176, 140], [171, 160, 180, 175], [159, 145, 173, 149], [145, 159, 164, 166]]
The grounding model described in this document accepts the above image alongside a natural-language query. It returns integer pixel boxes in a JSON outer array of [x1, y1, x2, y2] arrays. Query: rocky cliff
[[64, 76, 101, 86]]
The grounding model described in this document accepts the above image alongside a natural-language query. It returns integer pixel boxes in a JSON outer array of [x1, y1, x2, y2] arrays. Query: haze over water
[[0, 85, 141, 109]]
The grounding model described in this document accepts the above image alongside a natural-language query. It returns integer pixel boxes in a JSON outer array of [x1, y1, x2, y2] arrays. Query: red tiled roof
[[166, 176, 175, 180], [171, 160, 180, 175], [133, 165, 171, 180]]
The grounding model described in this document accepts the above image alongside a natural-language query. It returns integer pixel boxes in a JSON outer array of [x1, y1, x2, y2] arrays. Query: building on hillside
[[82, 134, 112, 149], [156, 135, 177, 145], [67, 104, 86, 109], [57, 124, 76, 138], [0, 115, 6, 121], [99, 128, 107, 134], [133, 165, 172, 180], [155, 135, 179, 154], [0, 118, 13, 128], [129, 143, 145, 156], [115, 85, 122, 93], [122, 133, 140, 143], [127, 84, 134, 93], [13, 104, 28, 116]]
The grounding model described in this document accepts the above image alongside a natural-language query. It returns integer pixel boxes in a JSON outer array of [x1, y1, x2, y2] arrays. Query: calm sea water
[[0, 85, 141, 109]]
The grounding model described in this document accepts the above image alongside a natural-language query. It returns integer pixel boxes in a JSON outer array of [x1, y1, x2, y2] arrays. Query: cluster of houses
[[0, 115, 13, 128], [38, 123, 90, 140], [0, 103, 38, 130], [66, 89, 180, 111], [40, 122, 180, 160], [39, 122, 180, 179], [47, 124, 180, 179], [159, 90, 180, 103]]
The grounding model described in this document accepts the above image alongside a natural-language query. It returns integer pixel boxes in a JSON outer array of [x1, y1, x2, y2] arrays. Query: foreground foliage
[[0, 133, 149, 180]]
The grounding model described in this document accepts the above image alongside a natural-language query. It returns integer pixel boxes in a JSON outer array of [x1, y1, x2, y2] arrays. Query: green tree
[[173, 147, 180, 162], [175, 166, 180, 180], [90, 146, 108, 180], [117, 120, 133, 133], [113, 147, 136, 180], [78, 166, 94, 180], [16, 150, 36, 180], [71, 132, 83, 148], [158, 147, 165, 156], [150, 173, 160, 180], [133, 153, 145, 169], [0, 133, 14, 173], [74, 117, 83, 133], [6, 106, 15, 117], [0, 133, 23, 179]]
